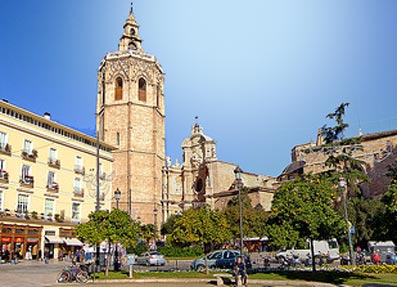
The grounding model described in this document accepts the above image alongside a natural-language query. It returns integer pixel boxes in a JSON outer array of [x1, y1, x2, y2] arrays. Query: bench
[[213, 273, 243, 286], [213, 273, 233, 286]]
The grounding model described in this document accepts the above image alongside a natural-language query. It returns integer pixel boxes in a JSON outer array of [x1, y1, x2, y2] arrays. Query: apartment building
[[0, 100, 114, 260]]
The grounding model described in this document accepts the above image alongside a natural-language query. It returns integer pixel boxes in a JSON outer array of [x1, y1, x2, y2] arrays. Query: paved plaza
[[1, 259, 395, 287]]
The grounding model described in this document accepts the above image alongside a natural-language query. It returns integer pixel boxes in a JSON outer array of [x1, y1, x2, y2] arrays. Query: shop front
[[44, 231, 64, 259], [59, 227, 84, 260], [0, 223, 42, 261]]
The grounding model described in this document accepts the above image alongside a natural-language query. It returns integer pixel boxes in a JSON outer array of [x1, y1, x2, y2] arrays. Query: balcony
[[46, 182, 59, 192], [20, 175, 34, 188], [73, 187, 84, 198], [74, 165, 85, 176], [0, 143, 12, 156], [0, 170, 9, 183], [21, 149, 38, 163], [48, 158, 61, 169]]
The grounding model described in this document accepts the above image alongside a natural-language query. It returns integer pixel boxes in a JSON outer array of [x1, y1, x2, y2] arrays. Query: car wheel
[[196, 264, 205, 272]]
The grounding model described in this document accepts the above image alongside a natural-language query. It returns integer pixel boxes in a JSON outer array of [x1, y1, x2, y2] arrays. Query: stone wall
[[289, 130, 397, 197]]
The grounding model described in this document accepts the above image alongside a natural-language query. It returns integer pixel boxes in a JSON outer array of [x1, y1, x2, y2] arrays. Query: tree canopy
[[267, 176, 345, 249], [75, 209, 140, 276], [166, 206, 232, 251], [222, 188, 269, 239]]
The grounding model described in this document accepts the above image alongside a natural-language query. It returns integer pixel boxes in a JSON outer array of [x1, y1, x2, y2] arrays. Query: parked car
[[136, 251, 166, 266], [190, 249, 252, 271]]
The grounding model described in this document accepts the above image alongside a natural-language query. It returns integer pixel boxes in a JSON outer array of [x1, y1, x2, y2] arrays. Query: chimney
[[44, 112, 51, 120]]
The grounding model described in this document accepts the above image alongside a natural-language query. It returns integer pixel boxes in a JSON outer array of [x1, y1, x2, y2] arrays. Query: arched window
[[130, 28, 135, 36], [156, 85, 160, 108], [115, 77, 123, 100], [138, 78, 146, 102], [101, 71, 106, 106], [116, 132, 121, 146], [128, 41, 136, 50]]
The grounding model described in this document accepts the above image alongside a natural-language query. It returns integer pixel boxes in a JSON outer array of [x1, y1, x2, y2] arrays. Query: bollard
[[129, 264, 133, 278]]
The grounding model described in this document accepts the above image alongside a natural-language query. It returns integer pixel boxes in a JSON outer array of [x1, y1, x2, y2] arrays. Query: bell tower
[[96, 5, 165, 225]]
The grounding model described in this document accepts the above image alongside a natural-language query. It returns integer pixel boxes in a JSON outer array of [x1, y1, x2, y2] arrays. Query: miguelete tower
[[96, 6, 165, 225]]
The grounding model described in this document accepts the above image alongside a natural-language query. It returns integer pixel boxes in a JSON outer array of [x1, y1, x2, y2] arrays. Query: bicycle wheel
[[56, 271, 71, 283], [76, 270, 90, 284]]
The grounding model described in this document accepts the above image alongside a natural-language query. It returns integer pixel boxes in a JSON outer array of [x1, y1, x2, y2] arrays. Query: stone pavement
[[3, 260, 395, 287]]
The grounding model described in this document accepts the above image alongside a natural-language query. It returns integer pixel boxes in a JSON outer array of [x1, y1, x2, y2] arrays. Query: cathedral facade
[[161, 122, 278, 223]]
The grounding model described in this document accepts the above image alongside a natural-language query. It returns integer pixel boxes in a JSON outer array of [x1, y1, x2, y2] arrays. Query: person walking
[[44, 248, 50, 264]]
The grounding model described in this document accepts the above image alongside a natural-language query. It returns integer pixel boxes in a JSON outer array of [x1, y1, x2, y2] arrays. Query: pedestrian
[[58, 249, 64, 261], [234, 256, 247, 286], [32, 245, 37, 260], [373, 250, 381, 265], [25, 246, 32, 260], [11, 249, 17, 264], [3, 249, 10, 263], [44, 248, 50, 264], [37, 248, 42, 261]]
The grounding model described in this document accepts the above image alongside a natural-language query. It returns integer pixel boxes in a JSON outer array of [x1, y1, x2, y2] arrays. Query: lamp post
[[339, 177, 355, 265], [153, 206, 158, 243], [234, 166, 244, 258], [113, 188, 122, 271], [114, 188, 121, 210]]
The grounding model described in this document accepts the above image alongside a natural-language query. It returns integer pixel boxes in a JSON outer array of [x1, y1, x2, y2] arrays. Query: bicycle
[[56, 262, 92, 284]]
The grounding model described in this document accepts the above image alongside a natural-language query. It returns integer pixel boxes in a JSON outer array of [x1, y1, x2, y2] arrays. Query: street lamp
[[114, 188, 121, 210], [234, 166, 244, 258], [339, 177, 355, 265], [153, 206, 158, 243]]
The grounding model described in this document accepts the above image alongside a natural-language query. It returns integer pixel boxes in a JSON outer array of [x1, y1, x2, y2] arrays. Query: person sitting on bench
[[234, 256, 247, 286]]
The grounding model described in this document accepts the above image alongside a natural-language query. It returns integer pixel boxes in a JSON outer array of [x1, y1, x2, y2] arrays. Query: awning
[[63, 238, 83, 246], [45, 236, 64, 244]]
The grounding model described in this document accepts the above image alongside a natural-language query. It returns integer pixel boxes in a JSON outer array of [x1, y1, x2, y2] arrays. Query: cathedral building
[[161, 122, 278, 223], [96, 8, 278, 226]]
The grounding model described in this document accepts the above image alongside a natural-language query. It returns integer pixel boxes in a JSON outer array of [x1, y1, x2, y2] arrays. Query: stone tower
[[96, 6, 165, 224]]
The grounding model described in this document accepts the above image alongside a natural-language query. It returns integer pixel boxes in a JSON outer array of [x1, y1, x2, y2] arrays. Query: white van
[[276, 239, 340, 265]]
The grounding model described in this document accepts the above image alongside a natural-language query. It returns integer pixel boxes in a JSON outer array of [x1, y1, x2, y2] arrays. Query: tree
[[348, 195, 386, 247], [167, 206, 232, 252], [75, 209, 140, 276], [161, 213, 180, 236], [266, 175, 346, 271], [321, 103, 369, 194], [222, 188, 269, 241], [379, 158, 397, 242], [140, 224, 156, 244]]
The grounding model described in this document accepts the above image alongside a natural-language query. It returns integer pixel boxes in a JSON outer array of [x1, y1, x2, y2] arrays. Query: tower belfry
[[96, 6, 165, 225], [118, 4, 143, 52]]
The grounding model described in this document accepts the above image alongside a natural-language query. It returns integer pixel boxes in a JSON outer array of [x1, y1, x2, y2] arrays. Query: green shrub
[[158, 246, 204, 257], [341, 264, 397, 274]]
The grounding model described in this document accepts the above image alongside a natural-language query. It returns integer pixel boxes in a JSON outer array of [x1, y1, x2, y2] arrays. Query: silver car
[[136, 251, 166, 266]]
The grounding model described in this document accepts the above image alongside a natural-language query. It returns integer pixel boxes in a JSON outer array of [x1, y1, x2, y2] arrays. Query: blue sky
[[1, 0, 397, 177]]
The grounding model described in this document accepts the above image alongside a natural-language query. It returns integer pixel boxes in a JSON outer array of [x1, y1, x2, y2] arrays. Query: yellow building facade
[[0, 100, 114, 261]]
